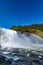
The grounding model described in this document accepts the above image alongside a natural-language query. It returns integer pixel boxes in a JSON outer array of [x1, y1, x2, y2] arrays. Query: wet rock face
[[0, 55, 6, 63], [0, 55, 12, 65], [0, 53, 43, 65]]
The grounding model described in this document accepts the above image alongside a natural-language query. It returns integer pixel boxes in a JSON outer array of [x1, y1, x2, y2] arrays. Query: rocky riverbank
[[0, 53, 43, 65]]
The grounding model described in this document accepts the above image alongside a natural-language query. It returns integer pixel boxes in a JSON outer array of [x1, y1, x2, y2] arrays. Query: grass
[[34, 30, 43, 39], [0, 63, 6, 65]]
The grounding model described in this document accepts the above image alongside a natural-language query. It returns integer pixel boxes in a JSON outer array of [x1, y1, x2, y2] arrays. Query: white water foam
[[0, 28, 43, 51]]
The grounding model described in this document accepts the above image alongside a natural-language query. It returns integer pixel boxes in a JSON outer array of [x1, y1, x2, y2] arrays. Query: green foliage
[[11, 24, 43, 38], [11, 24, 43, 32], [0, 63, 7, 65]]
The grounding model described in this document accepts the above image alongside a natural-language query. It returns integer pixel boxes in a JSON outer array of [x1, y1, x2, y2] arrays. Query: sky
[[0, 0, 43, 28]]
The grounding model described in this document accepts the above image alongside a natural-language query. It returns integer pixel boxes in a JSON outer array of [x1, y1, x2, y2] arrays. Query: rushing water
[[0, 28, 43, 65]]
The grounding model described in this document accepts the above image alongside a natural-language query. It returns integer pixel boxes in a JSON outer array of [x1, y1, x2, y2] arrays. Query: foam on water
[[0, 28, 43, 51]]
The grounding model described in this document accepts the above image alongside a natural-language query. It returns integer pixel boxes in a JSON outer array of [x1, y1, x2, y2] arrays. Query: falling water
[[0, 28, 43, 65], [0, 28, 43, 51]]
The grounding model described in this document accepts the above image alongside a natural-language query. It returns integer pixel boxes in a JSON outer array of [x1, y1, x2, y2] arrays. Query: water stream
[[0, 28, 43, 65]]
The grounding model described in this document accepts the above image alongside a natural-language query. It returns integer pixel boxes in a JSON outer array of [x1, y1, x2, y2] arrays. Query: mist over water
[[0, 28, 43, 51], [0, 28, 43, 65]]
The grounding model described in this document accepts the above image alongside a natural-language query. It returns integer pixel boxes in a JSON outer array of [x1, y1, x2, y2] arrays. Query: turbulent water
[[0, 28, 43, 65], [0, 28, 43, 50]]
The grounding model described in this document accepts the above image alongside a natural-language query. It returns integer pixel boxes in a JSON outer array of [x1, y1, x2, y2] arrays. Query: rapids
[[0, 28, 43, 65], [0, 28, 43, 51]]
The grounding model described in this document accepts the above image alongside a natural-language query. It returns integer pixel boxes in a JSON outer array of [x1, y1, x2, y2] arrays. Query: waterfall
[[0, 28, 43, 51]]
